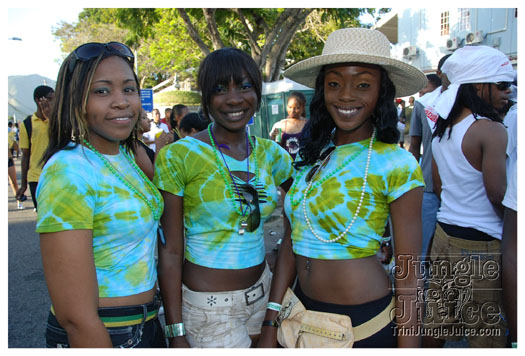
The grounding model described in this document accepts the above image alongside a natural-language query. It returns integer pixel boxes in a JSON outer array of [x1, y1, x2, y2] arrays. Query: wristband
[[164, 323, 186, 338], [267, 302, 282, 312], [262, 320, 279, 328], [381, 236, 391, 244]]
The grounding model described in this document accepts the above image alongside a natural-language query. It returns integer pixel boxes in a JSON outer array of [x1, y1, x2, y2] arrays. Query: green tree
[[54, 8, 386, 85]]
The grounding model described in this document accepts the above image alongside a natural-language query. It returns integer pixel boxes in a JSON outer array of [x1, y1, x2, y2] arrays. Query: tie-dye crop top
[[36, 144, 163, 298], [154, 136, 293, 269], [284, 137, 424, 260]]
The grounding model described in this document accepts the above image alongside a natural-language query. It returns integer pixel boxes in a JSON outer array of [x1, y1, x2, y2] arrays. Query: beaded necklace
[[82, 140, 163, 221], [207, 124, 259, 234], [289, 139, 368, 207], [303, 129, 376, 243]]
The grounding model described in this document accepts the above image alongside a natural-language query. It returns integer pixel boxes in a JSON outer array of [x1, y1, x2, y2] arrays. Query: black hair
[[33, 85, 54, 103], [438, 54, 452, 71], [294, 65, 398, 168], [433, 83, 503, 141], [287, 91, 307, 117], [197, 47, 262, 120], [426, 74, 442, 89], [179, 112, 210, 134], [42, 49, 140, 164]]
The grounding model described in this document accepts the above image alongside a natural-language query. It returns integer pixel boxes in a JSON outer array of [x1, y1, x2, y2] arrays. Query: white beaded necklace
[[303, 129, 376, 243]]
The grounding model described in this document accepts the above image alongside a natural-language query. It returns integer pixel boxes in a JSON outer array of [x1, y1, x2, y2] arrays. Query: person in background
[[16, 85, 55, 211], [161, 107, 173, 130], [154, 47, 293, 348], [143, 108, 169, 151], [178, 112, 209, 139], [154, 104, 190, 154], [135, 108, 156, 180], [171, 104, 190, 138], [501, 76, 517, 347], [423, 45, 513, 348], [36, 41, 165, 348], [258, 27, 426, 348], [269, 91, 308, 159], [408, 58, 449, 260], [396, 98, 406, 148], [8, 147, 24, 209], [404, 96, 414, 141]]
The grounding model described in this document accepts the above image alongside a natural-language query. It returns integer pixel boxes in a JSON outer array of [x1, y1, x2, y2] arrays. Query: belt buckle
[[244, 282, 264, 306]]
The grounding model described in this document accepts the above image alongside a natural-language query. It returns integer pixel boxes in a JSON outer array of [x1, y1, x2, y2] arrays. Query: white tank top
[[432, 114, 503, 239]]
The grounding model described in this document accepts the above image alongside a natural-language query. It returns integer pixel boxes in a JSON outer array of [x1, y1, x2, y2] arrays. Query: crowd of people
[[8, 26, 517, 349]]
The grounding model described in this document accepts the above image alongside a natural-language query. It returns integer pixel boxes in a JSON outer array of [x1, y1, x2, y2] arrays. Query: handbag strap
[[353, 296, 395, 341]]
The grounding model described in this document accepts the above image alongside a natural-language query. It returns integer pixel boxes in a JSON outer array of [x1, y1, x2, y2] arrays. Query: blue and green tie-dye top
[[154, 136, 293, 269], [284, 137, 424, 260], [36, 143, 163, 298]]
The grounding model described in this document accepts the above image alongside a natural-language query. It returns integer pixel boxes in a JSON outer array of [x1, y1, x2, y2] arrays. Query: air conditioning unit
[[466, 31, 484, 45], [446, 37, 460, 50], [403, 45, 418, 58]]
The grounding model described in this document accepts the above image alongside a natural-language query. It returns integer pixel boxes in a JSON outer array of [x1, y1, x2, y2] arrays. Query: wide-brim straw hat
[[284, 28, 427, 97]]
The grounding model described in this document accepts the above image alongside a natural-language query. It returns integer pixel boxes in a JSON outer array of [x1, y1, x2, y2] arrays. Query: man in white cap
[[423, 45, 513, 348]]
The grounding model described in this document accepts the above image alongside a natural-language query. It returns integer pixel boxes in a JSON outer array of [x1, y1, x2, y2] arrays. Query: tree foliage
[[53, 8, 387, 87]]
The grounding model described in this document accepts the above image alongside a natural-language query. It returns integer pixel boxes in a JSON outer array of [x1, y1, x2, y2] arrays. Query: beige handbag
[[276, 288, 395, 348]]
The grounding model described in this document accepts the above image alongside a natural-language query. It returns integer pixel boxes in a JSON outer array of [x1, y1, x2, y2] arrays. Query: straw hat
[[284, 28, 427, 97]]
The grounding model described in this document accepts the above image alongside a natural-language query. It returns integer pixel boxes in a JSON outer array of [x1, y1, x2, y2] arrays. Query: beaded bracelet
[[165, 323, 186, 338], [267, 302, 282, 312]]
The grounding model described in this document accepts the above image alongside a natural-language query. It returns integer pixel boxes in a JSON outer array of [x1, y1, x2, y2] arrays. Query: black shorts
[[294, 282, 397, 347]]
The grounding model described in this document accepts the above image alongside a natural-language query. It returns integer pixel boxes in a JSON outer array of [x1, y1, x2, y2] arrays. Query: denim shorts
[[45, 293, 166, 348], [181, 263, 272, 347]]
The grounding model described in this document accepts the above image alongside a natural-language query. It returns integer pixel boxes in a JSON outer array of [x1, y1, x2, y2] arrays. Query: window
[[458, 8, 471, 31], [441, 11, 450, 36]]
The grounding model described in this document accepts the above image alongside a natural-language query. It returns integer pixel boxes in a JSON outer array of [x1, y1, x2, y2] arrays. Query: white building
[[374, 8, 518, 74]]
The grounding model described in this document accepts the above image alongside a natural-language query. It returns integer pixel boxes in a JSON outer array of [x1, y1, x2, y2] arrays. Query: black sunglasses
[[68, 42, 134, 74], [494, 81, 512, 91], [239, 183, 261, 233], [305, 146, 336, 183]]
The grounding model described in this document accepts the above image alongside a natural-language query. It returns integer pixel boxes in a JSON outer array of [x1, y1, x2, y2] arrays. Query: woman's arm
[[431, 158, 442, 199], [389, 187, 423, 348], [269, 121, 283, 141], [134, 143, 155, 180], [257, 215, 297, 348], [158, 191, 190, 348], [40, 230, 112, 347]]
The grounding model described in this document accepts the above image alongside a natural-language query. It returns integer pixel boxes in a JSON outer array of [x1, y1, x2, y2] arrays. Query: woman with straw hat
[[258, 28, 427, 348]]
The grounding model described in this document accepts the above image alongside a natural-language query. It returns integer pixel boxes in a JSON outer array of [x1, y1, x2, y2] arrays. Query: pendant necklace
[[208, 124, 259, 234], [303, 129, 376, 243]]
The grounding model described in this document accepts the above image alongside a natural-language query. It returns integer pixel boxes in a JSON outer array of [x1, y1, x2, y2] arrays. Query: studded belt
[[182, 281, 266, 308]]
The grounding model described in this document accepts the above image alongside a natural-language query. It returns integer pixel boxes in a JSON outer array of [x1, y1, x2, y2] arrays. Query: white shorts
[[181, 263, 272, 347]]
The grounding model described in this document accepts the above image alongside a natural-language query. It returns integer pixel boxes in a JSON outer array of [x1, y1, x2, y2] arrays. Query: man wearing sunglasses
[[423, 45, 514, 348]]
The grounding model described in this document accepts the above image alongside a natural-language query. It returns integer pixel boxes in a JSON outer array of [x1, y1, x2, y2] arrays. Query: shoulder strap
[[23, 115, 33, 146]]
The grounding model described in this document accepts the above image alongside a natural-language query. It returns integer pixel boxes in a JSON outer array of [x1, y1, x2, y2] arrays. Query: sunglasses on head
[[68, 42, 134, 74], [239, 183, 261, 233], [494, 81, 512, 91]]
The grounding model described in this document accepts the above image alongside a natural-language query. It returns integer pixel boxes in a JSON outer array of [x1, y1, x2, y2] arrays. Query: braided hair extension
[[433, 83, 503, 141]]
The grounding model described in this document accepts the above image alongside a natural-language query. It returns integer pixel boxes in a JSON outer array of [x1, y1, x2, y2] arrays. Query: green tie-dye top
[[284, 137, 424, 260], [36, 143, 163, 297], [154, 136, 293, 269]]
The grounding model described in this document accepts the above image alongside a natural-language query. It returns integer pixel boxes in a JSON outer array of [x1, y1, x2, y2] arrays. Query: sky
[[7, 7, 84, 80], [4, 4, 377, 82]]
